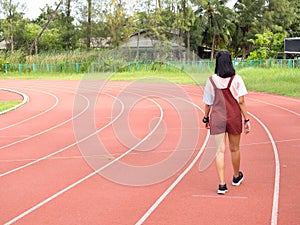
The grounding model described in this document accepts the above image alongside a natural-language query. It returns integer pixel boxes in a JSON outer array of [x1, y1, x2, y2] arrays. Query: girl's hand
[[205, 122, 210, 129], [202, 116, 210, 129], [244, 119, 250, 134]]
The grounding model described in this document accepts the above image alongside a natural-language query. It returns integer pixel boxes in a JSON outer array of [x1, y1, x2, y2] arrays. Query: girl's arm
[[204, 104, 211, 118], [203, 104, 211, 129], [238, 95, 250, 134]]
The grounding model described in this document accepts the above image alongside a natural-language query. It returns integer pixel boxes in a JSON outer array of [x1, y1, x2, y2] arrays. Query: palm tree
[[196, 0, 232, 60], [87, 0, 92, 50], [233, 0, 265, 58]]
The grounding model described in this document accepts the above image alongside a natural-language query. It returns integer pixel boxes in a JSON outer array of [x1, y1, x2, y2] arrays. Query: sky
[[21, 0, 237, 19], [21, 0, 56, 19]]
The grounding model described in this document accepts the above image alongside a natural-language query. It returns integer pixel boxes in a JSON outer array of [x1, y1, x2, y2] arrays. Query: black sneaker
[[217, 184, 228, 194], [232, 171, 244, 186]]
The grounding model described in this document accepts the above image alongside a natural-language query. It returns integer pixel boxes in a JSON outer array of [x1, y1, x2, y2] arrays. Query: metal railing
[[1, 59, 299, 74]]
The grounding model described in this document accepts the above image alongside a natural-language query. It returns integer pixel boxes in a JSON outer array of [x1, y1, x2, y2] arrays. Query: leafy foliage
[[0, 0, 299, 62], [248, 31, 285, 59]]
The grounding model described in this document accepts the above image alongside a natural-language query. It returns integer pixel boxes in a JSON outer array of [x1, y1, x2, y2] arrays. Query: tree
[[131, 11, 148, 60], [289, 0, 300, 37], [87, 0, 92, 50], [176, 0, 196, 60], [263, 0, 295, 33], [193, 0, 233, 60], [0, 0, 25, 52], [248, 30, 285, 59], [64, 0, 73, 51], [27, 0, 63, 55], [233, 0, 265, 58], [105, 0, 131, 48]]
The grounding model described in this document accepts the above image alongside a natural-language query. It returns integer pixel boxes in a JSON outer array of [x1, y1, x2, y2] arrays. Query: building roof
[[122, 30, 183, 48]]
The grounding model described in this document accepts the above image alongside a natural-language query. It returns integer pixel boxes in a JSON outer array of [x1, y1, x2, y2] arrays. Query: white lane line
[[0, 93, 117, 177], [249, 112, 280, 225], [4, 97, 163, 225], [0, 89, 57, 130], [248, 93, 300, 225], [0, 88, 29, 115], [135, 107, 281, 225], [192, 194, 248, 199], [249, 92, 300, 103], [135, 105, 209, 225], [248, 97, 300, 117], [0, 90, 81, 150]]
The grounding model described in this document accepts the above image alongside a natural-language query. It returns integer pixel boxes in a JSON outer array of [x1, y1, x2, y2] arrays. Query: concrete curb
[[0, 88, 29, 115]]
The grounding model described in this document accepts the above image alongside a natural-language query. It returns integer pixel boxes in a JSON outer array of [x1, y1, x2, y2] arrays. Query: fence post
[[18, 64, 22, 73], [183, 61, 187, 72], [75, 63, 79, 73], [288, 59, 292, 68], [198, 61, 202, 72], [32, 64, 36, 72], [250, 60, 254, 67]]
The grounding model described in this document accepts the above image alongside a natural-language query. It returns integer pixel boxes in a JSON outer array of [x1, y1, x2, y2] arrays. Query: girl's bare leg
[[228, 133, 241, 177], [214, 133, 226, 184]]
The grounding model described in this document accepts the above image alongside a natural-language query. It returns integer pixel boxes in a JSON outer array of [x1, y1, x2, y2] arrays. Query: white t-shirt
[[203, 74, 248, 105]]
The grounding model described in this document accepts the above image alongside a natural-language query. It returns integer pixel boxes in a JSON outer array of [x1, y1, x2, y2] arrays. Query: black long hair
[[214, 50, 236, 78]]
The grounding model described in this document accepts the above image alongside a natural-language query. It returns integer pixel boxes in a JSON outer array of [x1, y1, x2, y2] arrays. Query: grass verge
[[0, 101, 22, 113], [1, 67, 299, 98]]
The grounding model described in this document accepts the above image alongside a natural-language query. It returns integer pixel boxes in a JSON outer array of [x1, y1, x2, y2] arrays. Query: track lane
[[1, 81, 206, 225], [246, 93, 300, 225], [134, 89, 277, 225], [0, 89, 87, 174], [1, 81, 299, 225], [2, 86, 166, 225]]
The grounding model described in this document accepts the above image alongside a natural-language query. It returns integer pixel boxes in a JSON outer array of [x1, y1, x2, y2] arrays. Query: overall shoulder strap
[[209, 76, 217, 89], [227, 75, 235, 88]]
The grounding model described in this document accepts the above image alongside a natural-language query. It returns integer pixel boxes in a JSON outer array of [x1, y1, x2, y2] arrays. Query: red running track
[[0, 80, 299, 225]]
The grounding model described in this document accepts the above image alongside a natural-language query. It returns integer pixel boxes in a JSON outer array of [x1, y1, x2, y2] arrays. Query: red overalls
[[209, 75, 242, 135]]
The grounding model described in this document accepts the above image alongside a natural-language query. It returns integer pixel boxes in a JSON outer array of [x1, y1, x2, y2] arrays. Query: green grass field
[[1, 67, 300, 98], [238, 68, 300, 98]]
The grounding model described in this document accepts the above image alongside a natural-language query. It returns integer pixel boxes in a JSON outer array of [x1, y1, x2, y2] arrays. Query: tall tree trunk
[[187, 31, 191, 61], [34, 38, 38, 55], [66, 0, 71, 52], [9, 0, 14, 53], [87, 0, 92, 50], [136, 30, 140, 60], [182, 0, 190, 61], [27, 0, 63, 55], [157, 0, 161, 8], [242, 45, 247, 59], [211, 33, 215, 60]]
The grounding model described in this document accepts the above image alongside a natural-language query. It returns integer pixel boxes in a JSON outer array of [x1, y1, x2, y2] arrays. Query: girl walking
[[202, 50, 251, 194]]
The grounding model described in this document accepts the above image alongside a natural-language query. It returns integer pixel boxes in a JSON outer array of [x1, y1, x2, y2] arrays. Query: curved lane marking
[[0, 89, 57, 130], [135, 102, 209, 225], [0, 90, 83, 150], [3, 96, 162, 225], [0, 92, 109, 177], [0, 88, 29, 115], [248, 97, 300, 117], [248, 112, 280, 225]]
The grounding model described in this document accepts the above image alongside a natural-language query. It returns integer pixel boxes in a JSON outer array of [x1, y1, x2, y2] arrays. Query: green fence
[[1, 62, 88, 73], [1, 59, 300, 74]]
